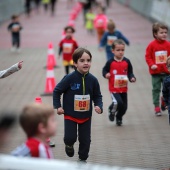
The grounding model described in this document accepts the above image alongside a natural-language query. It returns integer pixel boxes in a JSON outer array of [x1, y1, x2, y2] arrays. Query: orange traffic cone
[[45, 43, 57, 69], [41, 65, 56, 96], [35, 97, 42, 103]]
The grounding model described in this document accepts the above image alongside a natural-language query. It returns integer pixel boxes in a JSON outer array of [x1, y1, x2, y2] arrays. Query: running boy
[[145, 22, 170, 116], [58, 26, 78, 74], [99, 19, 129, 61], [11, 103, 57, 158], [8, 15, 22, 52], [102, 39, 136, 126], [53, 47, 103, 162]]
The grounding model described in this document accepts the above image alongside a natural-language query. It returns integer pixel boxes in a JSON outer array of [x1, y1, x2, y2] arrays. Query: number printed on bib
[[155, 51, 167, 64], [74, 95, 90, 112], [114, 75, 128, 88], [63, 43, 73, 53]]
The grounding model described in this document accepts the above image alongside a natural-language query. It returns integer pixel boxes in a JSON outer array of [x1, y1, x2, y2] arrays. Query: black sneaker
[[116, 119, 122, 126], [65, 145, 74, 157], [49, 141, 55, 147], [108, 108, 115, 122]]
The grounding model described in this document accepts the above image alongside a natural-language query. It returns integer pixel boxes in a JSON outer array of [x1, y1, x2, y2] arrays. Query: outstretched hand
[[18, 61, 23, 69]]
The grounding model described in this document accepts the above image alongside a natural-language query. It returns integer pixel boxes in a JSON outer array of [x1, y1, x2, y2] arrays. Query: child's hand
[[165, 106, 168, 110], [94, 106, 102, 114], [105, 73, 110, 79], [130, 77, 136, 82], [151, 65, 157, 70], [18, 61, 23, 69], [57, 107, 64, 115]]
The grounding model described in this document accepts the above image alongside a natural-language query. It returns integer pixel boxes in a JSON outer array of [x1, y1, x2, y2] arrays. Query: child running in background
[[162, 57, 170, 124], [145, 22, 170, 116], [85, 8, 95, 34], [53, 47, 103, 162], [7, 15, 23, 52], [99, 19, 129, 61], [11, 103, 57, 158], [102, 39, 136, 126], [94, 5, 107, 43], [58, 26, 78, 74]]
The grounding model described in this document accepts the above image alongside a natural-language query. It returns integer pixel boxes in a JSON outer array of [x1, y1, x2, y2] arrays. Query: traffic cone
[[45, 43, 58, 69], [35, 97, 42, 103], [41, 65, 56, 96]]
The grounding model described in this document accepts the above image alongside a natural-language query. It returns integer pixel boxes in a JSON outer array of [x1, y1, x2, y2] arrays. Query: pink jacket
[[94, 14, 107, 30]]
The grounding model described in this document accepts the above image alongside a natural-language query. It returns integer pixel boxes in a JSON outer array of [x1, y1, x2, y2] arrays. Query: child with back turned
[[11, 103, 57, 159], [145, 22, 170, 116], [53, 47, 103, 162], [8, 15, 22, 52], [102, 39, 136, 126], [99, 19, 129, 61]]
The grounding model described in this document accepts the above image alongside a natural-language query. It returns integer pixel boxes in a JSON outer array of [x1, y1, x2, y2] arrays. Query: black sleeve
[[58, 47, 63, 56], [102, 60, 112, 78], [7, 23, 12, 31], [126, 58, 136, 82]]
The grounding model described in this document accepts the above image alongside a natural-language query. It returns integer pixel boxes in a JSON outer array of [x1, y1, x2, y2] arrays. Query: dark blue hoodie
[[53, 70, 103, 118]]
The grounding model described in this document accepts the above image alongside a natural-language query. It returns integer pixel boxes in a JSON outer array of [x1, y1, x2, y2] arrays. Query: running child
[[53, 47, 103, 162], [102, 39, 136, 126]]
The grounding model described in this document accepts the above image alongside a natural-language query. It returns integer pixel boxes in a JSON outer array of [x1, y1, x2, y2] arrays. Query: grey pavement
[[0, 0, 170, 169]]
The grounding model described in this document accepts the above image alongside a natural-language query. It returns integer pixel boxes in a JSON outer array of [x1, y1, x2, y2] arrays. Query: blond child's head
[[20, 103, 56, 138], [152, 22, 168, 40], [107, 19, 116, 33]]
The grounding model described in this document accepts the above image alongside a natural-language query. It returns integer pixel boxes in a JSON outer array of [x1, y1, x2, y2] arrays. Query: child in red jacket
[[58, 26, 78, 74], [145, 22, 170, 116]]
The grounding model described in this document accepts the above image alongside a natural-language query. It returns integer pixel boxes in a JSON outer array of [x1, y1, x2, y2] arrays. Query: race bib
[[63, 43, 73, 53], [155, 51, 167, 64], [107, 36, 117, 45], [74, 95, 90, 112], [114, 75, 128, 88], [97, 19, 103, 27]]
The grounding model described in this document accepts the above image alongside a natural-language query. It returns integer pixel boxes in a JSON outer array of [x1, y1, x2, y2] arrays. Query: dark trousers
[[64, 118, 91, 160], [12, 34, 20, 48], [109, 93, 128, 120]]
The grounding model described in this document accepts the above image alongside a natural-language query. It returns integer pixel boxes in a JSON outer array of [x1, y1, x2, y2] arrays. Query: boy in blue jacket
[[99, 19, 129, 61], [53, 47, 103, 162]]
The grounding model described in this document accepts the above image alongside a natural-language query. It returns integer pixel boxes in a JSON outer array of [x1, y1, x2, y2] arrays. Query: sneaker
[[155, 107, 162, 116], [161, 97, 166, 111], [116, 119, 122, 126], [65, 145, 74, 157], [108, 107, 115, 122], [16, 48, 21, 53], [10, 47, 16, 52], [49, 141, 55, 147]]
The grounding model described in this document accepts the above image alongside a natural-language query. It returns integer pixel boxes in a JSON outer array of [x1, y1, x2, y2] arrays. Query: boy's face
[[112, 44, 125, 60], [74, 52, 91, 74], [65, 28, 73, 38], [155, 28, 168, 41]]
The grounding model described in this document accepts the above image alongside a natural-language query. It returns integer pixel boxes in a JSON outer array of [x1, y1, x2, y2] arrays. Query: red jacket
[[102, 57, 135, 93], [59, 37, 78, 61], [145, 39, 170, 75]]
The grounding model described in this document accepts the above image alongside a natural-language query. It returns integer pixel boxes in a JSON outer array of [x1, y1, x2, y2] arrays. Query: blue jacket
[[99, 30, 130, 52], [162, 75, 170, 108], [53, 70, 103, 118]]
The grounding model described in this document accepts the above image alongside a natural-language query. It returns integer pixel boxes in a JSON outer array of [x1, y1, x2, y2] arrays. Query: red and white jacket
[[102, 57, 135, 93], [11, 138, 53, 159]]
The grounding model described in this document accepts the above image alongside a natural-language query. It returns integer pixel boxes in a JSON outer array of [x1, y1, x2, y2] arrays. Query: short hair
[[107, 19, 116, 31], [64, 26, 75, 33], [72, 47, 92, 63], [111, 39, 125, 50], [152, 22, 168, 38], [11, 15, 18, 20], [166, 57, 170, 67], [20, 103, 54, 138]]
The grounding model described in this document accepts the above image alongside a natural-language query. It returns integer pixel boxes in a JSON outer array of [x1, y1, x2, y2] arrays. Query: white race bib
[[107, 36, 117, 45], [155, 51, 167, 64], [114, 75, 128, 88], [63, 43, 73, 53]]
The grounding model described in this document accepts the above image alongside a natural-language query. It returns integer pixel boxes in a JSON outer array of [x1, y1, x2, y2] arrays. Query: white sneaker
[[16, 48, 21, 53], [155, 111, 162, 116]]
